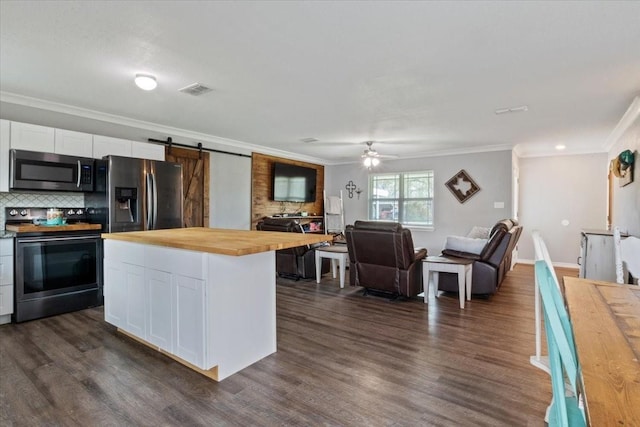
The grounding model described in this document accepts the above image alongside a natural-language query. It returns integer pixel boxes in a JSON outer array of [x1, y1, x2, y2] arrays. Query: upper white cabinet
[[132, 141, 165, 161], [0, 121, 167, 179], [92, 135, 132, 159], [0, 120, 10, 193], [10, 122, 55, 153], [54, 129, 93, 158]]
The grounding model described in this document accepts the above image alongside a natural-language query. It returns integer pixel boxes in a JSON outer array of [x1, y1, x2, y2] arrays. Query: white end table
[[315, 245, 349, 288], [423, 256, 473, 308]]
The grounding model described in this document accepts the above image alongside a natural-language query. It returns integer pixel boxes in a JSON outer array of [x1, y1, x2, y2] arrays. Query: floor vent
[[179, 83, 213, 96]]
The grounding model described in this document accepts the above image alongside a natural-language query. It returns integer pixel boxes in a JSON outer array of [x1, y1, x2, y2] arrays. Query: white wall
[[325, 150, 513, 257], [209, 153, 251, 230], [608, 112, 640, 236], [518, 153, 607, 265]]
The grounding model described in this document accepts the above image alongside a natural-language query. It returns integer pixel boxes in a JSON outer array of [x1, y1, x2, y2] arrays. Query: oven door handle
[[17, 235, 100, 243]]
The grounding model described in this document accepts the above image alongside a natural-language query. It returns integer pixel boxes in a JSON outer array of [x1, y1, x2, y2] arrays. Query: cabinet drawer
[[104, 240, 144, 265], [145, 246, 205, 279]]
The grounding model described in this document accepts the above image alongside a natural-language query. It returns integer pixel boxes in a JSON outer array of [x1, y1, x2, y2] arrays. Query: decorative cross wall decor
[[345, 180, 357, 198], [445, 169, 481, 204]]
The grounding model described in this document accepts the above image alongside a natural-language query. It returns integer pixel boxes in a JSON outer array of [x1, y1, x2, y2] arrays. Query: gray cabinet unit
[[579, 229, 627, 281]]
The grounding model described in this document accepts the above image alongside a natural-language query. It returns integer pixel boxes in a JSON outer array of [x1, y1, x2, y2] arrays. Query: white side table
[[315, 245, 349, 288], [423, 256, 473, 309]]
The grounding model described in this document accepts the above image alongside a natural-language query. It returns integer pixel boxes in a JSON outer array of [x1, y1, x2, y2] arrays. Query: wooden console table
[[563, 277, 640, 426]]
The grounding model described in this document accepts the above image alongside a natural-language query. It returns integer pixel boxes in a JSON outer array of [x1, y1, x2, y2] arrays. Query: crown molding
[[326, 143, 515, 166], [604, 95, 640, 152], [0, 91, 328, 165]]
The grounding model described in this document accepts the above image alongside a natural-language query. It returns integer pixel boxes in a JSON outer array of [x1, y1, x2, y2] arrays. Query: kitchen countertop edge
[[101, 227, 333, 256]]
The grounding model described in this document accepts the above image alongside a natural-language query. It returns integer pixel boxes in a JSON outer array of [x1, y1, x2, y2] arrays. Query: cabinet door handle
[[577, 256, 582, 266]]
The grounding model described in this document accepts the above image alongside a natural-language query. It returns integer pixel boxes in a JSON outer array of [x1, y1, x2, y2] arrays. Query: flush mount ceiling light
[[495, 105, 528, 115], [555, 144, 566, 151], [134, 73, 157, 91]]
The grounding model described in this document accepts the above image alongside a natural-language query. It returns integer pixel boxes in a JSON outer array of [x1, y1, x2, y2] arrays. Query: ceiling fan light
[[372, 157, 380, 166], [135, 73, 157, 91], [363, 157, 372, 167]]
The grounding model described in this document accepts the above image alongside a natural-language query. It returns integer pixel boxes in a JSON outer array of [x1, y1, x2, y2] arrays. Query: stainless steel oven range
[[5, 208, 103, 323]]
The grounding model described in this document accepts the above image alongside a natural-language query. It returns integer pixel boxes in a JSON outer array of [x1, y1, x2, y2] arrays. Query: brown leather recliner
[[439, 219, 523, 295], [345, 221, 428, 297], [256, 217, 330, 279]]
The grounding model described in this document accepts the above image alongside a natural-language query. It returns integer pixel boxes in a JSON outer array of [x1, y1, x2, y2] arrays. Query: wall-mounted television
[[272, 162, 317, 202]]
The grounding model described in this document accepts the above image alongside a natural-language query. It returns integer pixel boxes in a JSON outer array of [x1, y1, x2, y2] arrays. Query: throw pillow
[[467, 226, 491, 239], [444, 235, 488, 255]]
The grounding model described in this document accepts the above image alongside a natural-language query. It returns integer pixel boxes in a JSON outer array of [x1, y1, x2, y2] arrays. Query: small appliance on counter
[[4, 207, 103, 323]]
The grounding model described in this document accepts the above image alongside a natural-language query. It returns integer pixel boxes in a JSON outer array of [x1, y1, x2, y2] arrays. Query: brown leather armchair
[[256, 217, 330, 280], [345, 221, 427, 297], [439, 219, 523, 295]]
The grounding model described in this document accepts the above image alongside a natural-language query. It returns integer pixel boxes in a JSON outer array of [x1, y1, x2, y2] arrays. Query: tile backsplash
[[0, 192, 84, 230]]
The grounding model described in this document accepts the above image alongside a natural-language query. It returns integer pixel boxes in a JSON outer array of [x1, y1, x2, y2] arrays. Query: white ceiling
[[1, 1, 639, 164]]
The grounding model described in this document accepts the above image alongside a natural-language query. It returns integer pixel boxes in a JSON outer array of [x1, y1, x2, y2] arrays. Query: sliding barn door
[[165, 146, 210, 227]]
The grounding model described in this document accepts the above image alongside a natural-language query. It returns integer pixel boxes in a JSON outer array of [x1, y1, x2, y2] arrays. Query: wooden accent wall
[[251, 153, 324, 229]]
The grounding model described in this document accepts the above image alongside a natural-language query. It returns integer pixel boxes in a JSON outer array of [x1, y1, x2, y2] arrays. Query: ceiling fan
[[362, 141, 396, 168]]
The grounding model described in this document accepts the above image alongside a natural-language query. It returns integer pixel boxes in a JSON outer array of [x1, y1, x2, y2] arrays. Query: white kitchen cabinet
[[132, 141, 165, 161], [104, 259, 127, 329], [125, 263, 146, 337], [54, 129, 93, 158], [10, 122, 55, 152], [0, 239, 14, 322], [146, 269, 173, 351], [174, 275, 205, 367], [104, 240, 206, 367], [0, 120, 10, 192], [92, 135, 132, 159]]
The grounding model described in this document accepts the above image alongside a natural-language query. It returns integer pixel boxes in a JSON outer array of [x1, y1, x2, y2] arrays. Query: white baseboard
[[517, 259, 579, 269]]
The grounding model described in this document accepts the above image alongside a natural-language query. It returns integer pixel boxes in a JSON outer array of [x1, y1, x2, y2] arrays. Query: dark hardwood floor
[[0, 264, 576, 426]]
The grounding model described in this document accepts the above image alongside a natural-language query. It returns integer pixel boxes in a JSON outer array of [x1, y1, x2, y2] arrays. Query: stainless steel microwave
[[10, 149, 95, 192]]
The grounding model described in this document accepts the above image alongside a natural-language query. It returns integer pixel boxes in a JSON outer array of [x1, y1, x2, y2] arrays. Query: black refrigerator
[[85, 156, 183, 232]]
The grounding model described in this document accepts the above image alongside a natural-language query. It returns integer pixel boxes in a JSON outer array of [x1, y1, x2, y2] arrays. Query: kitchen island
[[102, 227, 332, 381]]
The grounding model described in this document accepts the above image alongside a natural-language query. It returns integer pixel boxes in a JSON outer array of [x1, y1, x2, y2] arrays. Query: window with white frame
[[369, 171, 434, 227]]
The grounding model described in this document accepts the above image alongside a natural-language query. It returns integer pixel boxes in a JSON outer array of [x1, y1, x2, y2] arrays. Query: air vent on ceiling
[[300, 137, 319, 143], [178, 83, 213, 96]]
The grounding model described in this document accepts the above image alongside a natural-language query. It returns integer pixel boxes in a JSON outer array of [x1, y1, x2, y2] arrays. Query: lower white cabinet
[[103, 238, 277, 381], [104, 259, 134, 330], [125, 264, 146, 338], [0, 239, 14, 321], [146, 269, 173, 351], [104, 241, 205, 368], [174, 275, 205, 367]]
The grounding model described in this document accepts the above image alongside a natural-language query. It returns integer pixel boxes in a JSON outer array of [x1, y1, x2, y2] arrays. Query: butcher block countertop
[[6, 223, 102, 233], [101, 227, 333, 256]]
